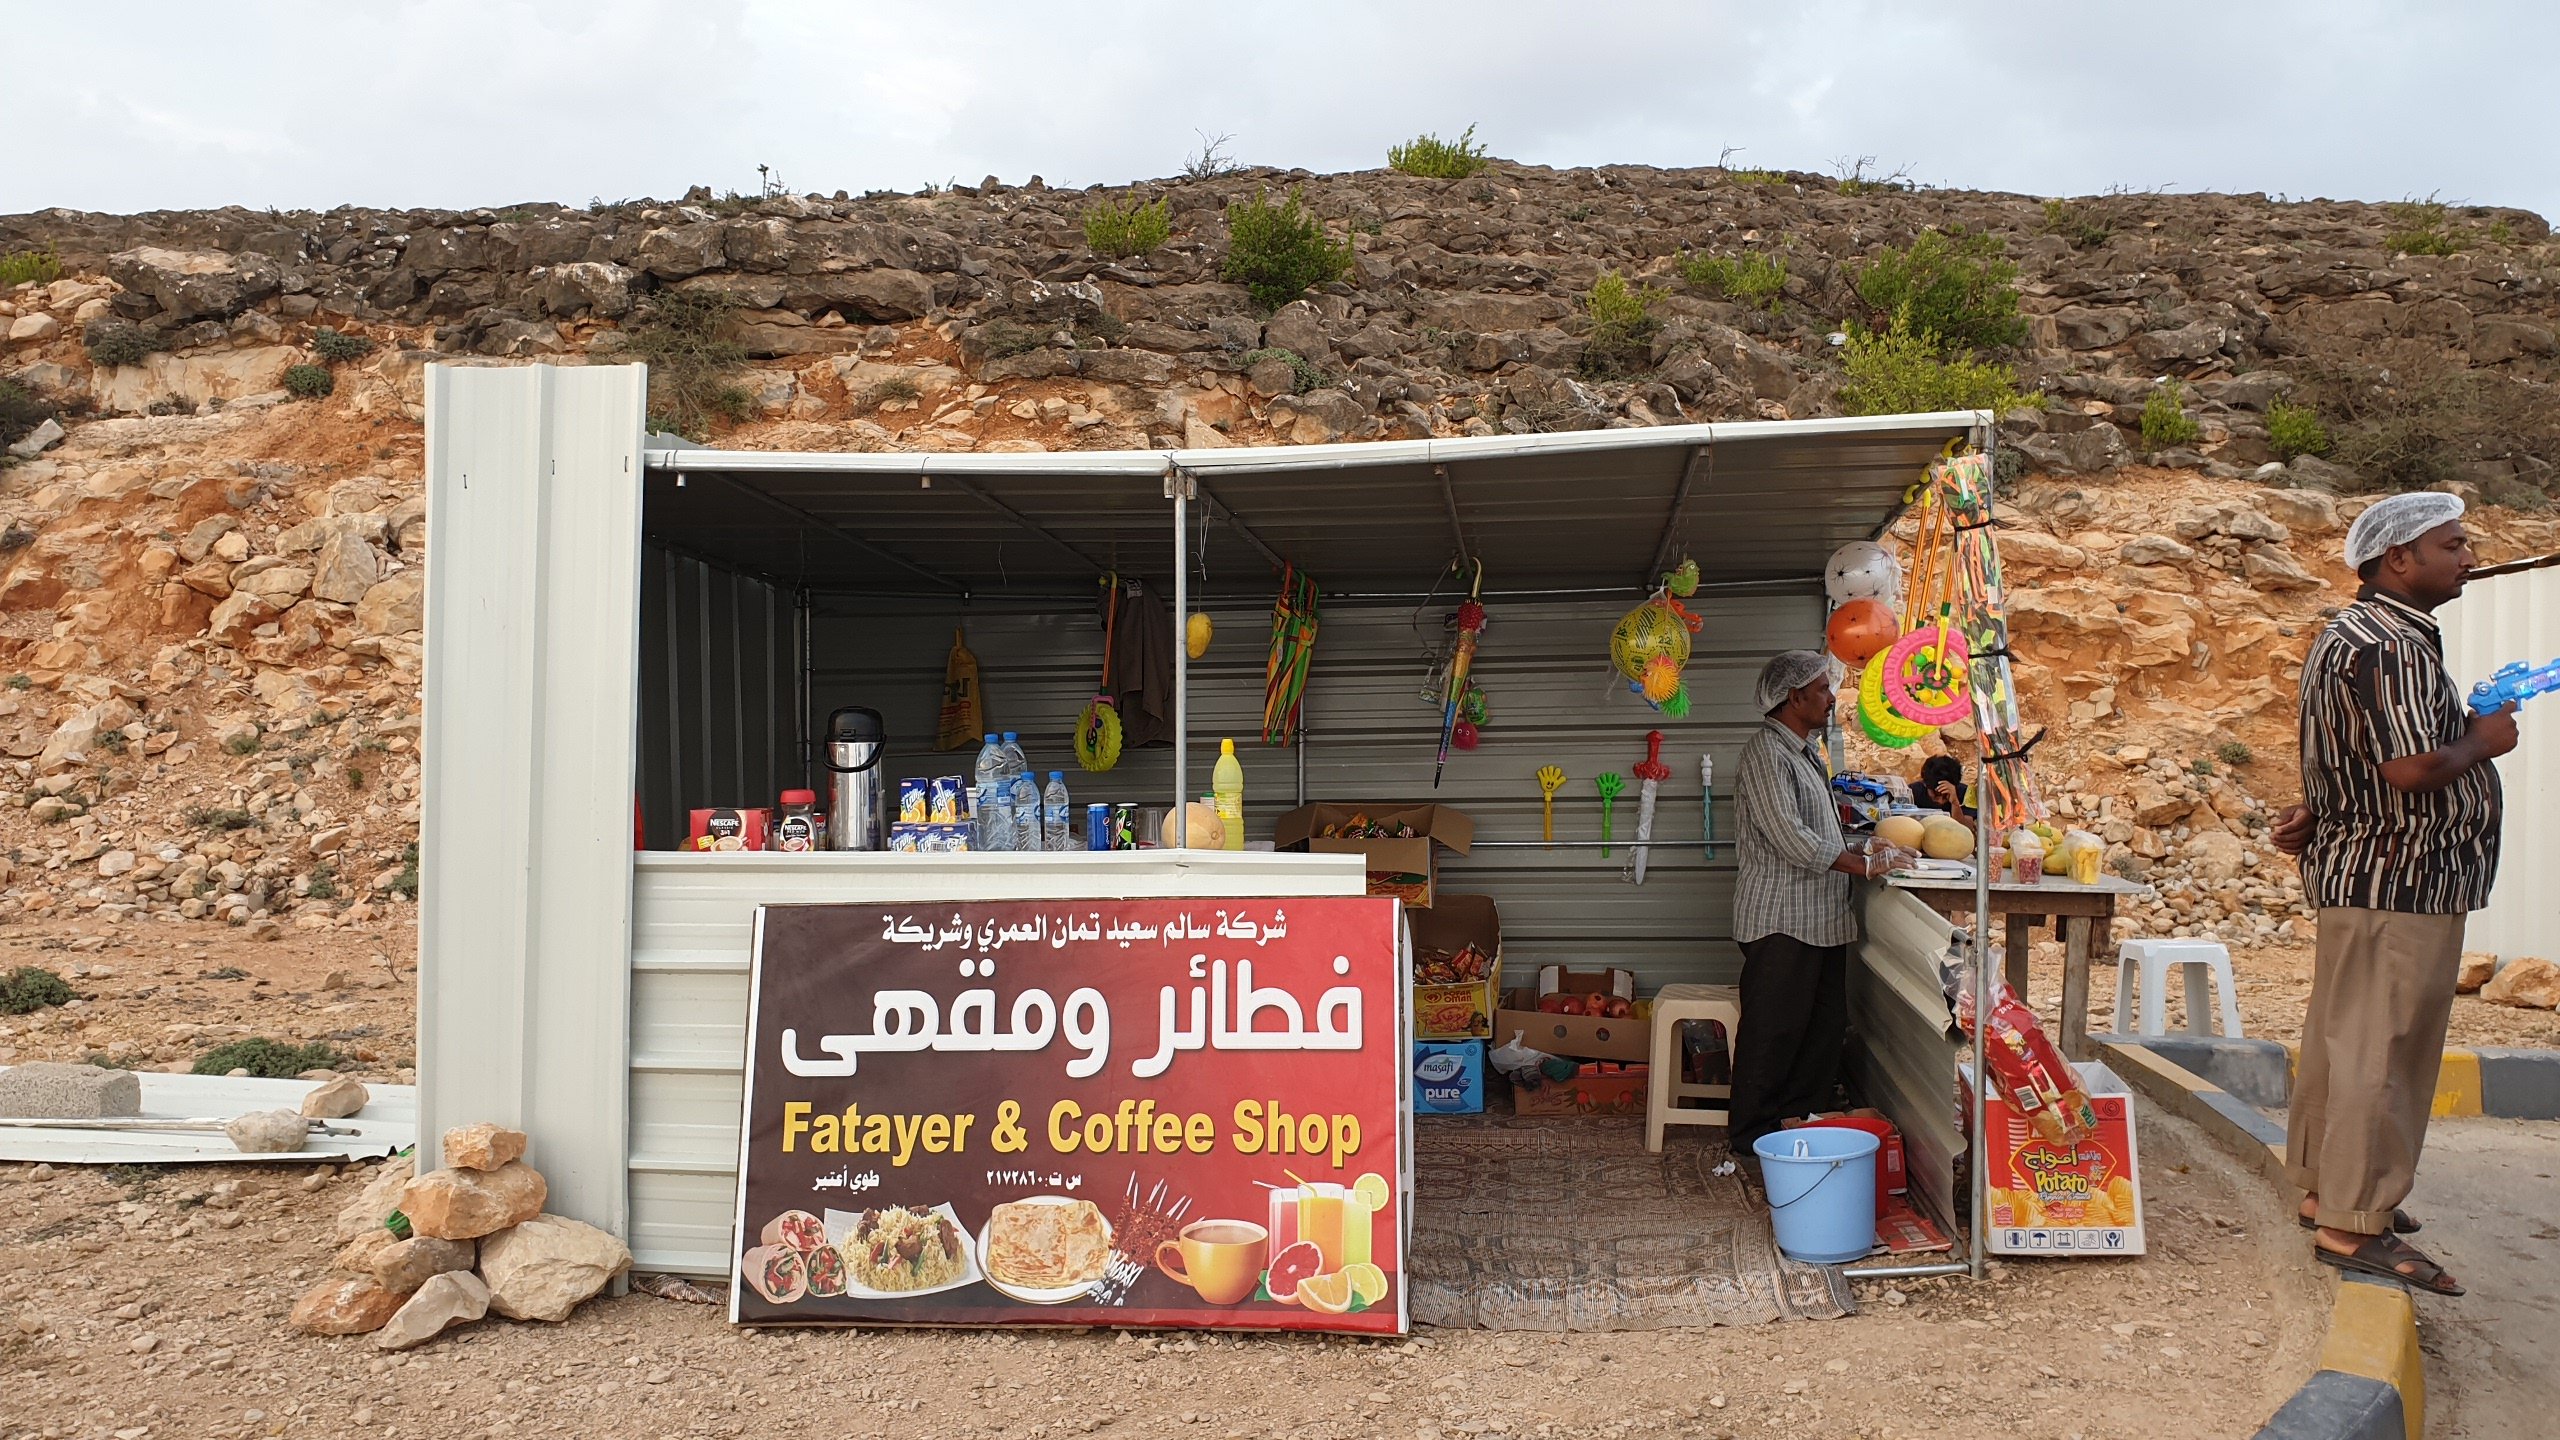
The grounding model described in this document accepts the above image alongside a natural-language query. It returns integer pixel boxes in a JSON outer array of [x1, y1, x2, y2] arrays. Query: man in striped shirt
[[2270, 491, 2512, 1297]]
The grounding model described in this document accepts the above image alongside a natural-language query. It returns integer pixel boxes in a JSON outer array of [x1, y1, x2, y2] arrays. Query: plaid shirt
[[1733, 719, 1856, 946], [2299, 587, 2502, 914]]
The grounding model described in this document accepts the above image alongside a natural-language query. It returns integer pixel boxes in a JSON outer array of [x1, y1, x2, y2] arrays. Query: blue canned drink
[[1086, 803, 1113, 852]]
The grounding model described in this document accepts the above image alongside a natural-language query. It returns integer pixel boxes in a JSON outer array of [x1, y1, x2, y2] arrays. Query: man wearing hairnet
[[2267, 491, 2512, 1296], [1727, 649, 1901, 1162]]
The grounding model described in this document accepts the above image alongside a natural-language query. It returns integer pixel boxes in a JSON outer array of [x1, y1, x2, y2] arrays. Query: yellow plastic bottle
[[1213, 737, 1246, 851]]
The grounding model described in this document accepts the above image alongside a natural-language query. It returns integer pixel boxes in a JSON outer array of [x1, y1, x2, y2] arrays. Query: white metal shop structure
[[2440, 552, 2560, 961], [417, 361, 1999, 1280]]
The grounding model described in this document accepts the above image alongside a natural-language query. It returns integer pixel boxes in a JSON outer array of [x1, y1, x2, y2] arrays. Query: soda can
[[1086, 803, 1113, 853], [1110, 803, 1137, 851], [898, 778, 930, 825]]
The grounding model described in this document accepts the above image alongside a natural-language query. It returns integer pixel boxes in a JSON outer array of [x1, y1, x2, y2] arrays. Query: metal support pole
[[1168, 465, 1194, 846], [1968, 412, 1994, 1282]]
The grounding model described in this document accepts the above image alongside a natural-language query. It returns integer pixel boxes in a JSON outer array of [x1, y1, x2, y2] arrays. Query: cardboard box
[[1274, 803, 1473, 907], [1495, 967, 1650, 1061], [1409, 894, 1501, 1040], [1413, 1040, 1486, 1115], [1509, 1062, 1648, 1117], [1973, 1061, 2146, 1257]]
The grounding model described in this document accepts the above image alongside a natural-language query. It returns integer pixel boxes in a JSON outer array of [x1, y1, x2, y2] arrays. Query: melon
[[1875, 814, 1928, 852], [1919, 815, 1975, 860], [1158, 801, 1226, 850]]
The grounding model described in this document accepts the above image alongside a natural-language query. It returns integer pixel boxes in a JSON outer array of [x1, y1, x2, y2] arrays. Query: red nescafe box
[[686, 807, 771, 852]]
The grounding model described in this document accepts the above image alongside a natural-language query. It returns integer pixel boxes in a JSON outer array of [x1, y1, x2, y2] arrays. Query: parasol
[[1626, 730, 1672, 884], [1263, 565, 1320, 747], [1433, 561, 1487, 787]]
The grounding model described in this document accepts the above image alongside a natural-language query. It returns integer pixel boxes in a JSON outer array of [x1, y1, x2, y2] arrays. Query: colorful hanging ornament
[[1665, 557, 1700, 597], [1612, 586, 1703, 713], [1433, 561, 1488, 788]]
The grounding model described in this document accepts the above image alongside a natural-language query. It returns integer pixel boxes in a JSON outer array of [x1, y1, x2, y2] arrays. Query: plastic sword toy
[[2469, 658, 2560, 716]]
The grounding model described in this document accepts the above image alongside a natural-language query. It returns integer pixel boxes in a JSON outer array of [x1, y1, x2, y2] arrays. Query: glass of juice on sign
[[1298, 1185, 1347, 1272], [1266, 1187, 1299, 1252]]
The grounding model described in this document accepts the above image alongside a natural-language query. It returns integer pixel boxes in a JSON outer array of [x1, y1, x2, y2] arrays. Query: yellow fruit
[[1342, 1262, 1388, 1308], [1875, 814, 1927, 851], [1186, 612, 1213, 659], [1296, 1269, 1354, 1315], [1157, 801, 1226, 850], [1919, 814, 1975, 859], [1352, 1172, 1391, 1213]]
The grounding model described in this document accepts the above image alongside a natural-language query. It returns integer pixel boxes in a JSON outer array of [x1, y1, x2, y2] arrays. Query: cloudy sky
[[5, 1, 2554, 218]]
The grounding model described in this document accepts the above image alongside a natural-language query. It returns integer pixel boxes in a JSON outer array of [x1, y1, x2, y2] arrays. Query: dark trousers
[[1728, 932, 1850, 1150]]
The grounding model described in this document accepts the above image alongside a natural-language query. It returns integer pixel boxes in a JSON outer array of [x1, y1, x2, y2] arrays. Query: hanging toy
[[1882, 608, 1974, 728], [1595, 772, 1625, 857], [1461, 682, 1488, 726], [1824, 540, 1903, 606], [1825, 598, 1899, 668], [1665, 557, 1700, 598], [1452, 719, 1480, 750], [1186, 611, 1213, 660], [1433, 561, 1488, 788], [1859, 650, 1933, 748], [1659, 685, 1692, 719], [1611, 586, 1702, 712], [1536, 765, 1567, 847], [1641, 655, 1681, 703], [1076, 575, 1126, 773], [1627, 731, 1671, 885]]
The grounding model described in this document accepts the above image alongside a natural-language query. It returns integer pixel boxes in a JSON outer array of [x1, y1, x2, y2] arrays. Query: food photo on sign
[[729, 898, 1411, 1332]]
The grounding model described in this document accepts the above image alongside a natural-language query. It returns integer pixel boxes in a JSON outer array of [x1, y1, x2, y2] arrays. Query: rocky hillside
[[1, 162, 2556, 949]]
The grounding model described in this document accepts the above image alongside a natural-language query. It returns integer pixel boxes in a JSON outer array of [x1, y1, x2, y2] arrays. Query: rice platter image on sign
[[731, 898, 1410, 1333]]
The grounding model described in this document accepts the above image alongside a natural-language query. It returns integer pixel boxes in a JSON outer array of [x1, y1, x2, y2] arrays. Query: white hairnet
[[2345, 492, 2465, 570], [1755, 649, 1832, 714]]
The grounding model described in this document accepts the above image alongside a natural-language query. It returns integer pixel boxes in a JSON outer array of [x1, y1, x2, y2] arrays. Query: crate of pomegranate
[[1495, 965, 1651, 1062]]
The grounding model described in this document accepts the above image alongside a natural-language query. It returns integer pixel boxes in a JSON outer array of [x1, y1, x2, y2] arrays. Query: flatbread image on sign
[[983, 1197, 1111, 1293]]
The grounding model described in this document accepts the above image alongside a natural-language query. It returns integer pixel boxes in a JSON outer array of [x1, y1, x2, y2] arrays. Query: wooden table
[[1885, 873, 2151, 1062]]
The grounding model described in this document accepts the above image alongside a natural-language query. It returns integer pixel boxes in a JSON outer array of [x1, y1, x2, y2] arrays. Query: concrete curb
[[2100, 1042, 2423, 1440], [2097, 1032, 2560, 1120]]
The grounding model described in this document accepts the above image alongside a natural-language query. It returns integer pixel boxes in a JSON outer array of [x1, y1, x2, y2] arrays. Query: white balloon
[[1825, 541, 1902, 604]]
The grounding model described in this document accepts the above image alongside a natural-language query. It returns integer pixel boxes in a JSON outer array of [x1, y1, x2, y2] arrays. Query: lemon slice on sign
[[1352, 1172, 1391, 1212], [1343, 1262, 1388, 1308]]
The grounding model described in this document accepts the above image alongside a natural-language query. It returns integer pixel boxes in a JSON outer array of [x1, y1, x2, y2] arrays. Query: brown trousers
[[2284, 907, 2465, 1234]]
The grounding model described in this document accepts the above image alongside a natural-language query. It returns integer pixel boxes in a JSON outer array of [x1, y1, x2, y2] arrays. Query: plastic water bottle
[[1212, 738, 1246, 851], [972, 733, 1014, 852], [1001, 731, 1041, 847], [1042, 771, 1073, 852]]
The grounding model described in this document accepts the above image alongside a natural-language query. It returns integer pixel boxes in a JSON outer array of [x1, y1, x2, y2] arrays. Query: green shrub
[[2299, 341, 2560, 493], [0, 248, 60, 287], [1221, 189, 1355, 312], [2216, 741, 2253, 767], [2041, 197, 2115, 249], [1082, 194, 1173, 259], [2190, 757, 2216, 777], [626, 290, 754, 439], [0, 965, 73, 1015], [184, 805, 257, 831], [1387, 124, 1489, 179], [1853, 228, 2026, 354], [306, 861, 338, 901], [2383, 197, 2459, 257], [222, 730, 261, 756], [1577, 271, 1660, 378], [282, 363, 335, 399], [1678, 251, 1788, 311], [2265, 399, 2331, 459], [310, 327, 376, 363], [82, 319, 164, 369], [391, 842, 420, 901], [1838, 314, 2031, 418], [1726, 167, 1788, 185], [191, 1037, 346, 1078], [1241, 347, 1333, 395], [860, 375, 922, 410], [0, 379, 55, 450], [2140, 381, 2201, 448]]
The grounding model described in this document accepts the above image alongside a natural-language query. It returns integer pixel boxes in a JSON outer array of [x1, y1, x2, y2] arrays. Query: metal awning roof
[[640, 411, 1991, 601]]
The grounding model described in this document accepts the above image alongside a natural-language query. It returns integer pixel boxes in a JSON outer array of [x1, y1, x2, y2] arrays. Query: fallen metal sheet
[[0, 1069, 415, 1166]]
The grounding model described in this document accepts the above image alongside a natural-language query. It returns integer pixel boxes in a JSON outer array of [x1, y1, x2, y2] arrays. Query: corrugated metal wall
[[2440, 567, 2560, 960], [804, 587, 1825, 990], [636, 545, 803, 850]]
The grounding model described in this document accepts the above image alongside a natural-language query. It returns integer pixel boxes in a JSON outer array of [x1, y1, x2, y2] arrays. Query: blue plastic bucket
[[1753, 1126, 1881, 1264]]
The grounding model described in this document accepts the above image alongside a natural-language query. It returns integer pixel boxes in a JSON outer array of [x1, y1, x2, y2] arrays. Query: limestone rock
[[206, 590, 282, 643], [1262, 301, 1331, 359], [300, 1076, 370, 1119], [2117, 534, 2198, 567], [332, 1226, 401, 1276], [5, 417, 63, 458], [529, 261, 635, 319], [0, 1061, 141, 1119], [443, 1122, 528, 1171], [225, 1108, 308, 1154], [2184, 828, 2247, 884], [7, 313, 60, 344], [839, 268, 938, 322], [107, 245, 283, 322], [179, 516, 239, 564], [374, 1271, 489, 1351], [368, 1236, 476, 1297], [478, 1213, 633, 1322], [356, 571, 425, 637], [333, 1153, 416, 1245], [311, 530, 382, 604], [2173, 502, 2288, 544], [2456, 952, 2499, 994], [399, 1160, 547, 1240], [288, 1275, 404, 1336], [36, 699, 138, 773], [2481, 956, 2560, 1010], [2257, 489, 2341, 534], [235, 564, 313, 603], [2241, 547, 2323, 592]]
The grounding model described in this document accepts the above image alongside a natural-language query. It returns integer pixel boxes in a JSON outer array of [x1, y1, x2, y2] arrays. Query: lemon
[[1296, 1269, 1354, 1315], [1352, 1172, 1391, 1213], [1342, 1262, 1388, 1308]]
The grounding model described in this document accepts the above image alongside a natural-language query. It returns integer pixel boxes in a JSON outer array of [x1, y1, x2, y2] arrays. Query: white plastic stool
[[2112, 939, 2245, 1038], [1646, 983, 1741, 1153]]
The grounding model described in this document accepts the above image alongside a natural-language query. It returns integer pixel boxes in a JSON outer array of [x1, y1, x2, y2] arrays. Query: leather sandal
[[2314, 1232, 2463, 1296], [2299, 1207, 2420, 1235]]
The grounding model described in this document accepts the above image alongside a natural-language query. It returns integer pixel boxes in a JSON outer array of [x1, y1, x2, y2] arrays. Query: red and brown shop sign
[[732, 898, 1410, 1333]]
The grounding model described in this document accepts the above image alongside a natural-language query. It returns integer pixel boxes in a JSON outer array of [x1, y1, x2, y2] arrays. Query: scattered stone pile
[[292, 1123, 631, 1349]]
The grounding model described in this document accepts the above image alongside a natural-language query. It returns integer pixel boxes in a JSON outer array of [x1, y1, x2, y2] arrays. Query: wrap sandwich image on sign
[[732, 898, 1410, 1332]]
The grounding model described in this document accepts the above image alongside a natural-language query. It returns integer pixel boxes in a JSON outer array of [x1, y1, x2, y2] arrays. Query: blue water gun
[[2468, 659, 2560, 715]]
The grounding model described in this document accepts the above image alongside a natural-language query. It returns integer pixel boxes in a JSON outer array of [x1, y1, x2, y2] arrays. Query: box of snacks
[[1406, 894, 1500, 1039], [1274, 803, 1473, 908], [1968, 1060, 2146, 1257]]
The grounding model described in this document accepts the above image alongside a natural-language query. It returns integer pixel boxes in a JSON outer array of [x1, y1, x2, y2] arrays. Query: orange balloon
[[1826, 599, 1899, 667]]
